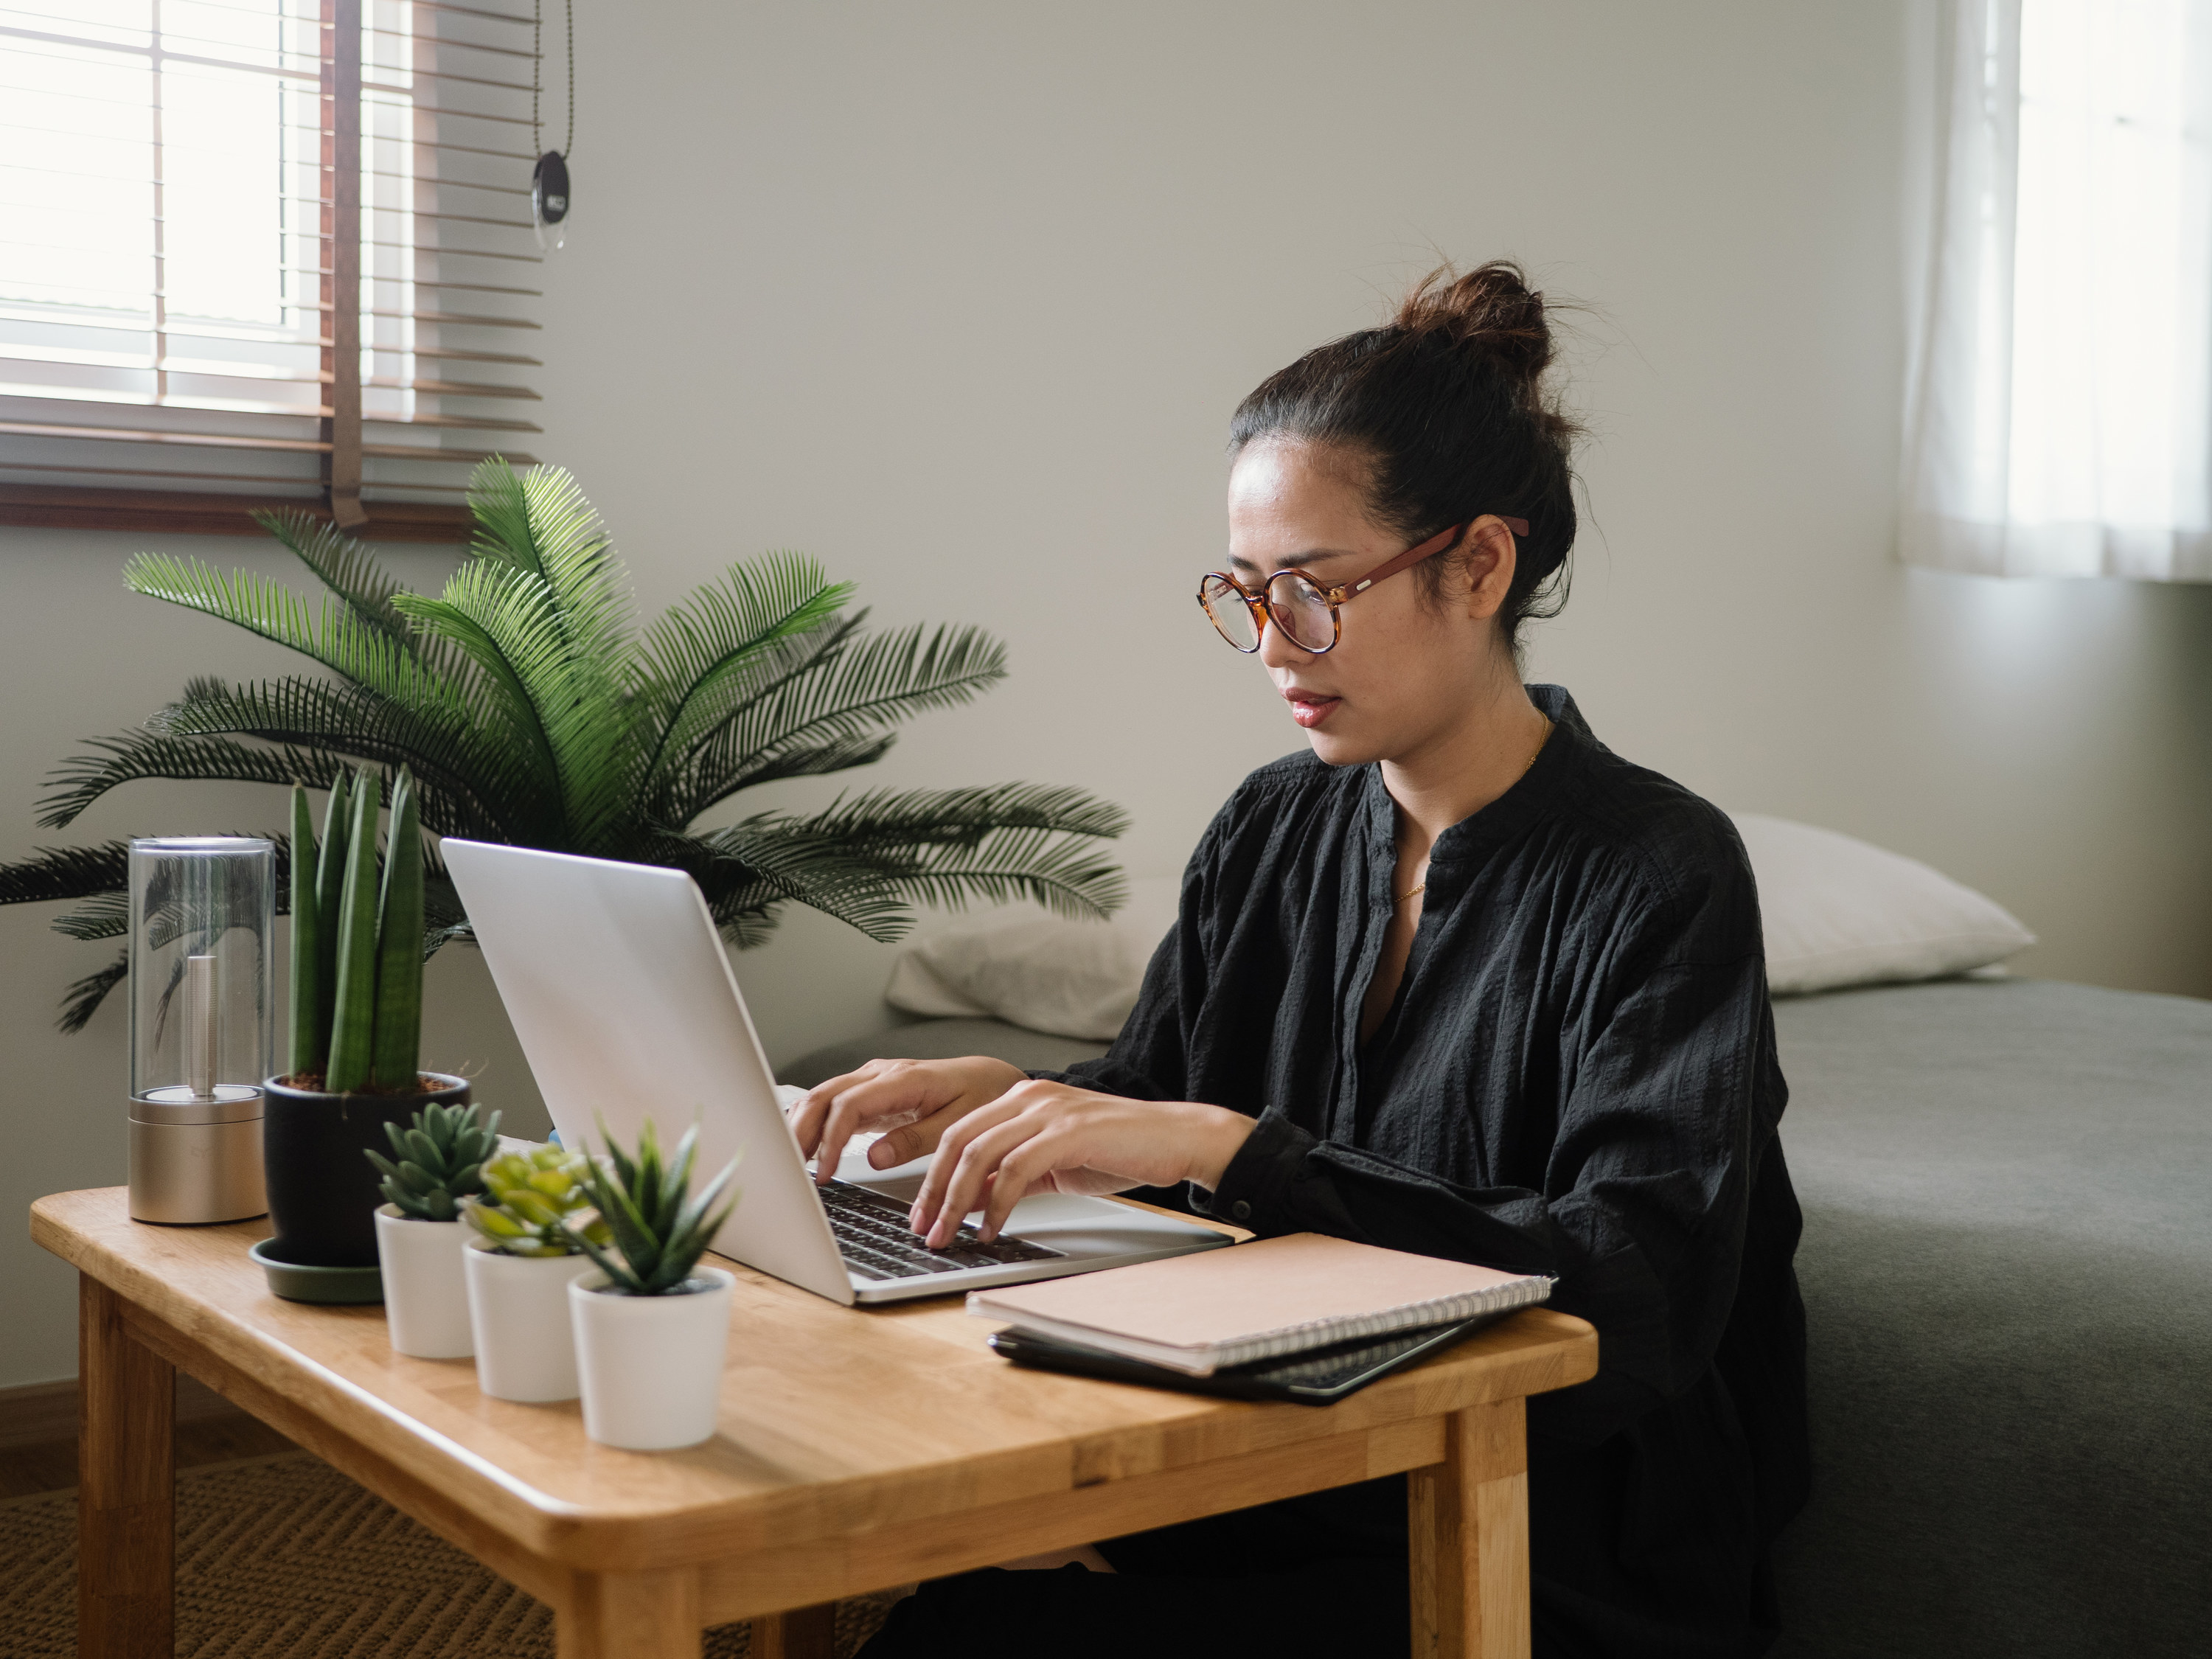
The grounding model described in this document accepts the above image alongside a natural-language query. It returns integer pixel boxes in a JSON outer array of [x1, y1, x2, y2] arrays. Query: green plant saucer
[[248, 1237, 384, 1304]]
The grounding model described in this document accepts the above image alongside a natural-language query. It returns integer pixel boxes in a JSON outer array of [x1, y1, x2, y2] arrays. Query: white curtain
[[1902, 0, 2212, 580]]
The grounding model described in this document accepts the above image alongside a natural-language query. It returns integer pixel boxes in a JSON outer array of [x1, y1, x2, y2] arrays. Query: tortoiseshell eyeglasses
[[1196, 515, 1530, 655]]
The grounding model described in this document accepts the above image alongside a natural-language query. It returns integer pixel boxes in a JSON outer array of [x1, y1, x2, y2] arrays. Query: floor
[[0, 1410, 295, 1500]]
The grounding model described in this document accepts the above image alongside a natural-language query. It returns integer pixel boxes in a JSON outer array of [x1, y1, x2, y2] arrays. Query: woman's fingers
[[788, 1061, 891, 1158], [975, 1132, 1071, 1242], [925, 1113, 1059, 1246], [909, 1095, 1031, 1239]]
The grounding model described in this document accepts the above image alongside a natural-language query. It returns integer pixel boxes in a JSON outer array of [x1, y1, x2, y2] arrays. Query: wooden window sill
[[0, 484, 471, 544]]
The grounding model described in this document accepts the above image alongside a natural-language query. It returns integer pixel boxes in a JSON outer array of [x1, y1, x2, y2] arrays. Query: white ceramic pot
[[568, 1267, 735, 1450], [372, 1206, 473, 1359], [463, 1237, 585, 1402]]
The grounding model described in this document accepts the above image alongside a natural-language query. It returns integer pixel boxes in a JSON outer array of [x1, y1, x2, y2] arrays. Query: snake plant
[[465, 1144, 607, 1256], [1, 459, 1127, 1031], [287, 765, 426, 1092], [566, 1118, 740, 1295], [366, 1099, 501, 1220]]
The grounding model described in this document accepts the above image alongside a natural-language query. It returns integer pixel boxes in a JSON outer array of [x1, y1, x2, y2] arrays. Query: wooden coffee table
[[33, 1186, 1596, 1658]]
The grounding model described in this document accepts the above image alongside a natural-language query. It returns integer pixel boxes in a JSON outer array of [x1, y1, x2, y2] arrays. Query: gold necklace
[[1393, 715, 1552, 907]]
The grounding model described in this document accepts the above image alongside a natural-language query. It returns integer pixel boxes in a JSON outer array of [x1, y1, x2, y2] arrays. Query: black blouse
[[1055, 685, 1809, 1655]]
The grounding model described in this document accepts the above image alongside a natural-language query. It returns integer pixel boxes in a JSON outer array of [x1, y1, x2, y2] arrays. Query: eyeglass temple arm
[[1341, 515, 1531, 597]]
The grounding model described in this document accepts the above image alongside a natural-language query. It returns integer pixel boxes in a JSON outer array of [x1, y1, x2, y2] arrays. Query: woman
[[794, 262, 1809, 1658]]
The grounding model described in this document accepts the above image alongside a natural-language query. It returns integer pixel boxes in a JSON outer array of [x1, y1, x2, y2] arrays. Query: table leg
[[752, 1602, 837, 1659], [1407, 1397, 1531, 1659], [78, 1273, 175, 1659], [557, 1566, 702, 1658]]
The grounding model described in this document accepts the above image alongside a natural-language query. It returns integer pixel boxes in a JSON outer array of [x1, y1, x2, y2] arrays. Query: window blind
[[0, 0, 544, 540]]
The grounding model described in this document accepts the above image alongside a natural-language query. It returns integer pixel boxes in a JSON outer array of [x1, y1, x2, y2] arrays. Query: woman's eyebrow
[[1225, 546, 1360, 574]]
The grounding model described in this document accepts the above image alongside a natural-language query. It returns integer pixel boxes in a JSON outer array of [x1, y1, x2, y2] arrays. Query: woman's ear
[[1461, 516, 1520, 622]]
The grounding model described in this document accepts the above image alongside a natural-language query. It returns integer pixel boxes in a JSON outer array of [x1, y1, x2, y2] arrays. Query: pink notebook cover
[[967, 1232, 1551, 1373]]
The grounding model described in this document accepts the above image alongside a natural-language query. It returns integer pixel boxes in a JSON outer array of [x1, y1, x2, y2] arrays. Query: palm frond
[[149, 675, 532, 842], [60, 950, 128, 1034], [392, 566, 567, 823], [397, 550, 635, 850], [123, 554, 466, 706], [463, 456, 541, 576], [39, 731, 350, 830], [667, 623, 1009, 823], [879, 824, 1130, 920], [799, 783, 1133, 847], [466, 462, 634, 688], [250, 509, 445, 671], [634, 553, 854, 785], [689, 821, 921, 942], [717, 785, 1130, 928], [0, 840, 132, 905], [52, 891, 129, 941], [690, 731, 898, 796]]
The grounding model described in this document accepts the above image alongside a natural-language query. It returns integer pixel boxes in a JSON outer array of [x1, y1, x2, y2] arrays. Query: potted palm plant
[[461, 1144, 606, 1402], [1, 460, 1127, 1031], [563, 1119, 740, 1450], [250, 766, 469, 1298], [366, 1096, 499, 1358]]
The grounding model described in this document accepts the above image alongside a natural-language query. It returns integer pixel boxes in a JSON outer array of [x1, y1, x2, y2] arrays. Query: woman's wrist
[[1180, 1102, 1258, 1192]]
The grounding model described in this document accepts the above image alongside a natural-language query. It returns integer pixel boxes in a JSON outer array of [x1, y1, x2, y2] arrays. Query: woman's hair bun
[[1392, 260, 1554, 383]]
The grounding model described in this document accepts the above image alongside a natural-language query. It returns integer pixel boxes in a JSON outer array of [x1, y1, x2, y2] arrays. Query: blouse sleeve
[[1035, 827, 1221, 1105], [1195, 874, 1787, 1446]]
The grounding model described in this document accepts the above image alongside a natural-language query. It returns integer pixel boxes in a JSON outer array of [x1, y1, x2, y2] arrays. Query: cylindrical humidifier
[[128, 837, 273, 1223]]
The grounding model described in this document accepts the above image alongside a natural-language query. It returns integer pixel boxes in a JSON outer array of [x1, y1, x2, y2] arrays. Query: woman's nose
[[1256, 611, 1314, 668]]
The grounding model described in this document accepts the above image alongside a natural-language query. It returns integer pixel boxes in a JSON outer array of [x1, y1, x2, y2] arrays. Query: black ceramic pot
[[261, 1073, 470, 1268]]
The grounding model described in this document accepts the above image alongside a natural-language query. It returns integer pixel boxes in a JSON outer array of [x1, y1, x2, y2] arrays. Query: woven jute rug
[[0, 1452, 901, 1658]]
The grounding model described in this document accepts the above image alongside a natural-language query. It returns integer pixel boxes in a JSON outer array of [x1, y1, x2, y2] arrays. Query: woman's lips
[[1285, 689, 1340, 728]]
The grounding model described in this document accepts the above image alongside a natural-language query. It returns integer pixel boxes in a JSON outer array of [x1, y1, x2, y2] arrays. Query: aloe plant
[[566, 1119, 740, 1295], [465, 1144, 606, 1256], [289, 765, 425, 1092], [0, 459, 1127, 1032], [366, 1099, 501, 1220]]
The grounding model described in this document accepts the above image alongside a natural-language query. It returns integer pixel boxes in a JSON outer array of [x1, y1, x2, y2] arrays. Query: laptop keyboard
[[818, 1178, 1065, 1281]]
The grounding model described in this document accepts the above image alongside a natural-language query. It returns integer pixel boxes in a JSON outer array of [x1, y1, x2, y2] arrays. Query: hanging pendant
[[532, 150, 570, 250]]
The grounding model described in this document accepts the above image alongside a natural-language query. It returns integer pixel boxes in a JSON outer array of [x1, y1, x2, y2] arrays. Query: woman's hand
[[787, 1055, 1029, 1185], [908, 1079, 1256, 1247]]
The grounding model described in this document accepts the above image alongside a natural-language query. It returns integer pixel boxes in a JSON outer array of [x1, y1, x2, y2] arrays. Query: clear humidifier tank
[[127, 837, 273, 1223]]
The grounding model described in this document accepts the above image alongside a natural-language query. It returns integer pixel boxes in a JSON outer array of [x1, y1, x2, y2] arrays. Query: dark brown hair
[[1228, 260, 1580, 658]]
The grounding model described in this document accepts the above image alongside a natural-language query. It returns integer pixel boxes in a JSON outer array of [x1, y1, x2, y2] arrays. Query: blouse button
[[1230, 1200, 1252, 1221]]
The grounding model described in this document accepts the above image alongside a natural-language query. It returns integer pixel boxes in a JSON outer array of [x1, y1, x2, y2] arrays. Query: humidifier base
[[128, 1089, 267, 1225]]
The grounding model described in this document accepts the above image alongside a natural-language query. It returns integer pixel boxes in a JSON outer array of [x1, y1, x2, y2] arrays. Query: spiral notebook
[[966, 1231, 1554, 1377]]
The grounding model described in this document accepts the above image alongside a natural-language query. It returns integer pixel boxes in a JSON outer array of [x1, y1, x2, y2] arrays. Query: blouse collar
[[1360, 684, 1596, 898]]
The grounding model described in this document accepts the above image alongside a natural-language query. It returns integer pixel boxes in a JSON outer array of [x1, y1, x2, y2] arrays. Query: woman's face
[[1222, 437, 1517, 769]]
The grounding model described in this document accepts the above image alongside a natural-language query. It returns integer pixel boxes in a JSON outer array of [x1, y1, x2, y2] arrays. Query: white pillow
[[1728, 813, 2035, 994], [881, 820, 2037, 1036], [884, 876, 1182, 1040]]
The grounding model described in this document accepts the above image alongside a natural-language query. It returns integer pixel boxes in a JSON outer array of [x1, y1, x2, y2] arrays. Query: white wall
[[6, 0, 2210, 1388]]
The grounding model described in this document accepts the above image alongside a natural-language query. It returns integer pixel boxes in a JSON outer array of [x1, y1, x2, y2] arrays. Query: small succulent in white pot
[[564, 1119, 740, 1450], [460, 1144, 607, 1402], [366, 1099, 500, 1359]]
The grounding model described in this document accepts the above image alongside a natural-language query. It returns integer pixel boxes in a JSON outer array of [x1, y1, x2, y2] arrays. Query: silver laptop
[[442, 840, 1230, 1305]]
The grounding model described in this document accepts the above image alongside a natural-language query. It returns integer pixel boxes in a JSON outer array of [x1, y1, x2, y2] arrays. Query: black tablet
[[986, 1310, 1511, 1405]]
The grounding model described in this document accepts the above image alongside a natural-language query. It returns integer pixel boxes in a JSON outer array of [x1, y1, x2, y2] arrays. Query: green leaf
[[370, 770, 424, 1088], [324, 771, 383, 1093]]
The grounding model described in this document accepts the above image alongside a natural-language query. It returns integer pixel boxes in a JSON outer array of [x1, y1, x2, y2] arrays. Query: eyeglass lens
[[1200, 574, 1262, 651], [1263, 572, 1338, 653]]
